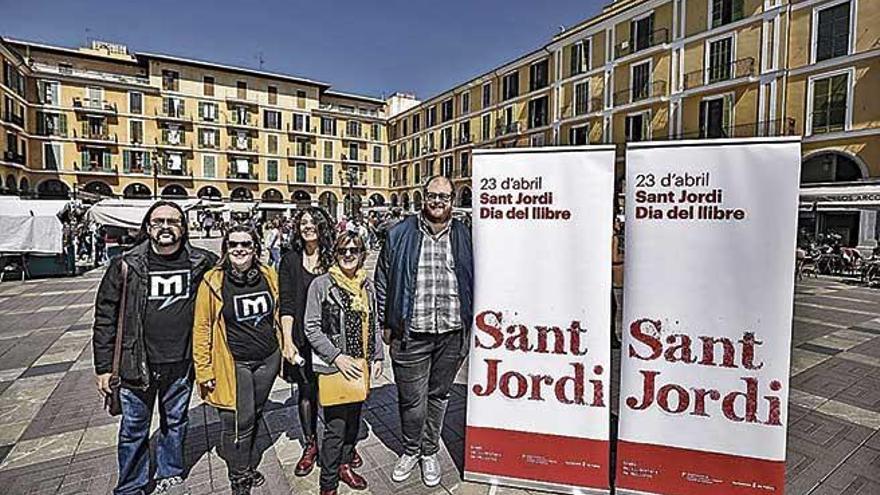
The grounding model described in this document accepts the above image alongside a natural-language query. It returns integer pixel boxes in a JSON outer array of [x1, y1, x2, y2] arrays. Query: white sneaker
[[391, 453, 420, 482], [154, 476, 191, 495], [421, 454, 441, 487]]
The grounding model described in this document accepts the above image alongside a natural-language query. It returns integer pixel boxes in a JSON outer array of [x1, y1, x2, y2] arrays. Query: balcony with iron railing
[[287, 146, 316, 159], [3, 150, 25, 165], [226, 140, 260, 154], [224, 113, 260, 130], [683, 57, 756, 91], [2, 112, 25, 128], [76, 160, 117, 174], [613, 80, 667, 106], [287, 122, 318, 135], [495, 121, 522, 137], [158, 162, 190, 177], [155, 106, 192, 122], [72, 97, 117, 114], [227, 164, 259, 181], [123, 160, 152, 174], [615, 28, 669, 59], [664, 118, 797, 141], [155, 133, 191, 150], [73, 125, 118, 144], [225, 92, 260, 106], [562, 97, 605, 119]]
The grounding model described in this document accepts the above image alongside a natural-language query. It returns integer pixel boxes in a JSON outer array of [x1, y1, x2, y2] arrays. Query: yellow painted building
[[0, 38, 389, 219], [385, 0, 880, 247], [3, 0, 880, 244]]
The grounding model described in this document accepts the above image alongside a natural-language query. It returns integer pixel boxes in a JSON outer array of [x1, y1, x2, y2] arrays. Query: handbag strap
[[111, 260, 129, 377]]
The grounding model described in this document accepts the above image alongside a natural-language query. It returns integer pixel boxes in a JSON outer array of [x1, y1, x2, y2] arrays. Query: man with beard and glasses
[[375, 175, 473, 487], [93, 201, 217, 495]]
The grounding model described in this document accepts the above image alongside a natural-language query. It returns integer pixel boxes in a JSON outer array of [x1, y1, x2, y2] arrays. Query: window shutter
[[570, 44, 579, 76], [103, 152, 111, 169], [81, 150, 88, 169], [36, 112, 46, 135], [163, 98, 170, 115], [629, 20, 636, 51], [123, 150, 131, 172], [144, 152, 152, 173], [699, 100, 707, 138], [60, 114, 67, 135], [723, 94, 733, 137], [733, 0, 744, 22]]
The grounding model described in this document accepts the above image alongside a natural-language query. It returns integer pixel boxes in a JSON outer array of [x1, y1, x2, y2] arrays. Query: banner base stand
[[463, 471, 609, 495]]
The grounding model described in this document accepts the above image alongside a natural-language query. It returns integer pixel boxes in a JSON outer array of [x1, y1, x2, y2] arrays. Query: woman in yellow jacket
[[193, 225, 281, 495]]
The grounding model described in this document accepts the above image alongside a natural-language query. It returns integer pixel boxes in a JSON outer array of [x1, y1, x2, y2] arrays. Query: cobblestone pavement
[[0, 240, 878, 494]]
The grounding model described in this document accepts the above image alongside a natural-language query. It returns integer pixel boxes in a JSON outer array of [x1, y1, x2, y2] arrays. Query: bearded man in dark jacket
[[93, 201, 217, 495]]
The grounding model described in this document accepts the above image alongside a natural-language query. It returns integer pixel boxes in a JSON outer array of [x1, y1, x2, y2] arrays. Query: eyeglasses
[[228, 240, 254, 249], [336, 247, 363, 256], [425, 192, 453, 203], [149, 218, 183, 228]]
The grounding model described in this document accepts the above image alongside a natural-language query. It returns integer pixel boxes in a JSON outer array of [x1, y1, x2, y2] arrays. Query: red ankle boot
[[338, 464, 368, 490], [351, 448, 363, 468], [295, 437, 319, 476]]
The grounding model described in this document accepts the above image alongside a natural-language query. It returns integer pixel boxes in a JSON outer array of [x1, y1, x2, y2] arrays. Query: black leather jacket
[[92, 241, 217, 388]]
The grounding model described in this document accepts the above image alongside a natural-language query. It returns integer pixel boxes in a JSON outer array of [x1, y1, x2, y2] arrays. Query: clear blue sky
[[1, 0, 606, 100]]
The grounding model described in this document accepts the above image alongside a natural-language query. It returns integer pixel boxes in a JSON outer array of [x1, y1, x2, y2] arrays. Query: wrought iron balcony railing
[[683, 57, 756, 90], [613, 80, 667, 106], [615, 28, 669, 58]]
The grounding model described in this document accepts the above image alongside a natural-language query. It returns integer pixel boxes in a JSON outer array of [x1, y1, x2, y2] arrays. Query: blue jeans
[[115, 366, 193, 495], [269, 247, 281, 268]]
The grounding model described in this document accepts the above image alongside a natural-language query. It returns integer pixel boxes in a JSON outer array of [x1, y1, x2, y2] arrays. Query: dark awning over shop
[[799, 183, 880, 211]]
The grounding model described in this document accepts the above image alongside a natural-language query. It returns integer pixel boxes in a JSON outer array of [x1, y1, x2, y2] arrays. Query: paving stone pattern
[[0, 240, 878, 494]]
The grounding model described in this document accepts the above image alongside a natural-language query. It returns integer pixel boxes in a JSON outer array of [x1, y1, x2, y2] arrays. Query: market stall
[[0, 197, 73, 280]]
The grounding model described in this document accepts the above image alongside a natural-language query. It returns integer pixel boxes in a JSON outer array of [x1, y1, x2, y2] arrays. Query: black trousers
[[218, 350, 281, 482], [391, 331, 465, 457], [319, 401, 363, 490]]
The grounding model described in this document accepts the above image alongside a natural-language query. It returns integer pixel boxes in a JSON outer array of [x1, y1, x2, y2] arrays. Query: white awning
[[0, 198, 69, 254]]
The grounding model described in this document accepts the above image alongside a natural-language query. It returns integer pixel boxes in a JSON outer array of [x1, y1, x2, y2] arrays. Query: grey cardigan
[[304, 273, 385, 374]]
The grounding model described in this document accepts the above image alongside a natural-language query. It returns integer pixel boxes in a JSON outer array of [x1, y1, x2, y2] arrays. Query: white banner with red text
[[616, 137, 801, 495], [464, 146, 615, 494]]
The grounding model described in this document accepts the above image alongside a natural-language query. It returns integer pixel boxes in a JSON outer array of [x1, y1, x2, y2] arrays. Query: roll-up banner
[[616, 137, 801, 495], [464, 146, 615, 495]]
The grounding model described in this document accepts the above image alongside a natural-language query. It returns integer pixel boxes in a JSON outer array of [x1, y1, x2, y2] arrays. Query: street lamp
[[338, 154, 358, 217], [152, 154, 160, 200]]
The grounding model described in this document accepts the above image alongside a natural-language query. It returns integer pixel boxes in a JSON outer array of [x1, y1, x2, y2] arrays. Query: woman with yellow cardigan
[[192, 225, 281, 495]]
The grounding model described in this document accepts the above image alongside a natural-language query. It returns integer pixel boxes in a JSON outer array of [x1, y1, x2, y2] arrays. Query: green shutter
[[162, 98, 169, 115], [59, 114, 67, 136], [733, 0, 744, 22], [123, 151, 131, 172], [144, 152, 152, 173], [103, 151, 111, 170], [723, 94, 733, 137], [81, 150, 88, 170]]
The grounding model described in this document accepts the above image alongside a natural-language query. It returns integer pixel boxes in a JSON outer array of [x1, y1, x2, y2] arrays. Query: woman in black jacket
[[278, 207, 346, 475]]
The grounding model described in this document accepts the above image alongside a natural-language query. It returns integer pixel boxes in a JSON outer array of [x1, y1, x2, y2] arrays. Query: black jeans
[[320, 402, 363, 490], [218, 350, 281, 483], [391, 331, 465, 457]]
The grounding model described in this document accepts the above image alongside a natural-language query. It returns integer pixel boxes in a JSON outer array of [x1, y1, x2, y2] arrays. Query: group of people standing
[[92, 175, 473, 495]]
